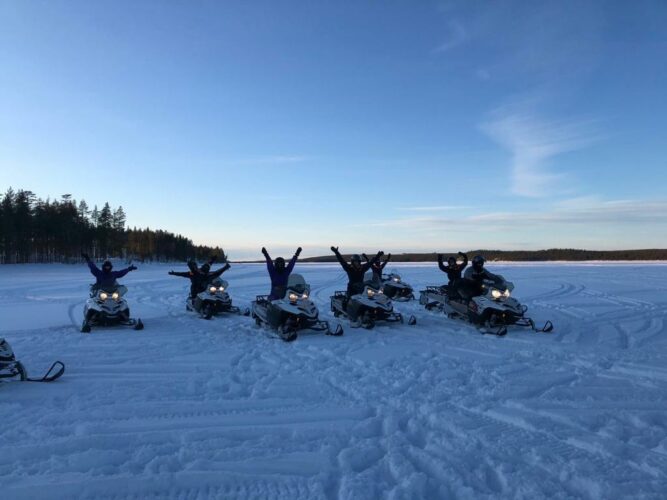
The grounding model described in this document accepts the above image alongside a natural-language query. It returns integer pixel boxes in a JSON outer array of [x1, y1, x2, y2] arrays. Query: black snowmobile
[[419, 276, 553, 336], [252, 274, 343, 341]]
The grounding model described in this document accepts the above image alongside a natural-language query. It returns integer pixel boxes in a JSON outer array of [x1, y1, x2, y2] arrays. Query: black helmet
[[351, 254, 361, 263], [448, 256, 456, 265], [102, 260, 113, 272], [472, 255, 485, 271], [200, 263, 211, 273], [275, 257, 285, 271]]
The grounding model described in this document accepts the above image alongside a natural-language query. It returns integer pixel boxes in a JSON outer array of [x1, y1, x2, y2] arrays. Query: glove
[[378, 251, 385, 257], [129, 265, 137, 271], [81, 252, 90, 260], [330, 246, 338, 253], [296, 247, 302, 256], [387, 253, 392, 259], [261, 247, 268, 256], [223, 263, 231, 271], [458, 251, 464, 256]]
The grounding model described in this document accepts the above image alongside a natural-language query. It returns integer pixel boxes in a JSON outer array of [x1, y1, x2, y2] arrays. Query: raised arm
[[261, 247, 275, 274], [437, 254, 448, 273], [169, 270, 192, 278], [457, 252, 468, 271], [112, 265, 137, 280], [379, 253, 391, 270], [286, 247, 301, 274], [331, 246, 349, 271], [362, 251, 383, 273], [209, 263, 231, 279], [82, 253, 102, 278]]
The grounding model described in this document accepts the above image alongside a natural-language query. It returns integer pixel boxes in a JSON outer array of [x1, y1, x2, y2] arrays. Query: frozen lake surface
[[1, 262, 666, 499]]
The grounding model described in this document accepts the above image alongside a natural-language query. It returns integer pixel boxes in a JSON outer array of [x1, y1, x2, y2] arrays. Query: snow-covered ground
[[1, 262, 667, 499]]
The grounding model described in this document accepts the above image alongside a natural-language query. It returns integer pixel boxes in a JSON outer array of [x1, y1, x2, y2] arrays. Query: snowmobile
[[330, 279, 417, 329], [186, 278, 249, 319], [380, 272, 415, 301], [81, 284, 144, 333], [419, 277, 553, 336], [251, 274, 343, 341], [0, 338, 65, 383]]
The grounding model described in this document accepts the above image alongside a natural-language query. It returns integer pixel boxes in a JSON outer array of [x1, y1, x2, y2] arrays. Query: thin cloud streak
[[357, 199, 667, 230], [398, 205, 470, 211], [481, 111, 598, 197]]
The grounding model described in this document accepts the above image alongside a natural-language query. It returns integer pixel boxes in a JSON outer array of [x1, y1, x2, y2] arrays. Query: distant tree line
[[302, 248, 667, 263], [0, 188, 223, 264]]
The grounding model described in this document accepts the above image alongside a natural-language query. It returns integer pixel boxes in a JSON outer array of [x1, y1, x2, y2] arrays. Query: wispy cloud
[[481, 109, 598, 197], [433, 20, 467, 53], [398, 205, 469, 211], [357, 199, 667, 231]]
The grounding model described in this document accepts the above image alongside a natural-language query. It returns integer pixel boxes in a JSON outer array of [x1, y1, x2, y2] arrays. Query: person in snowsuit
[[262, 246, 302, 327], [262, 247, 301, 300], [331, 247, 383, 324], [82, 253, 137, 291], [437, 251, 468, 298], [458, 255, 505, 300], [363, 252, 391, 284], [169, 256, 230, 304]]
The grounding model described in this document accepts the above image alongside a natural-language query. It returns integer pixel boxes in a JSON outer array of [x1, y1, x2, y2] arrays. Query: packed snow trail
[[1, 263, 666, 499]]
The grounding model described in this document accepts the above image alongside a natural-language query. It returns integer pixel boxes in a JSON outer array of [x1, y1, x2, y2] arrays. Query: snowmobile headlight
[[301, 292, 309, 300], [503, 289, 511, 298], [112, 292, 120, 301], [99, 292, 108, 301], [367, 288, 376, 298], [491, 289, 503, 299], [218, 286, 225, 293], [288, 292, 299, 303], [209, 286, 217, 294], [393, 276, 401, 283]]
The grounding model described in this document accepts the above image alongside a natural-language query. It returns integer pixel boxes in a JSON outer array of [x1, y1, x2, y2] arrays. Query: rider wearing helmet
[[331, 247, 383, 298], [82, 253, 137, 289], [262, 246, 301, 300], [459, 255, 504, 298], [169, 255, 230, 303]]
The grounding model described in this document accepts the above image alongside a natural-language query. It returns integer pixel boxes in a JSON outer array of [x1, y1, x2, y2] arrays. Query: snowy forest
[[0, 188, 222, 264]]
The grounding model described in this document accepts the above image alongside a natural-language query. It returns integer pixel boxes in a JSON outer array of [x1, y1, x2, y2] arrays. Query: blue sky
[[1, 0, 666, 259]]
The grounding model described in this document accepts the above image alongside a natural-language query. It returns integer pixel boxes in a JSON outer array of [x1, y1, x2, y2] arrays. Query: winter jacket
[[265, 254, 298, 300], [364, 253, 390, 282], [463, 267, 504, 286], [87, 261, 132, 289], [438, 253, 468, 285], [171, 264, 230, 298], [334, 250, 381, 296]]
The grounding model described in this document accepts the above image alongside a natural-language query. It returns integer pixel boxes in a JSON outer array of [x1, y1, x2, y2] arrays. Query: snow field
[[1, 262, 667, 499]]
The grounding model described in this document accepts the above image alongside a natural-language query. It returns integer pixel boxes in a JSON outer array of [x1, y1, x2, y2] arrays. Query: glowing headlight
[[367, 288, 376, 298], [378, 288, 384, 295], [99, 292, 108, 301], [218, 286, 225, 293], [301, 293, 309, 300], [288, 292, 299, 303], [491, 289, 503, 299], [504, 289, 511, 298], [112, 292, 120, 301], [209, 286, 217, 294], [392, 276, 401, 283]]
